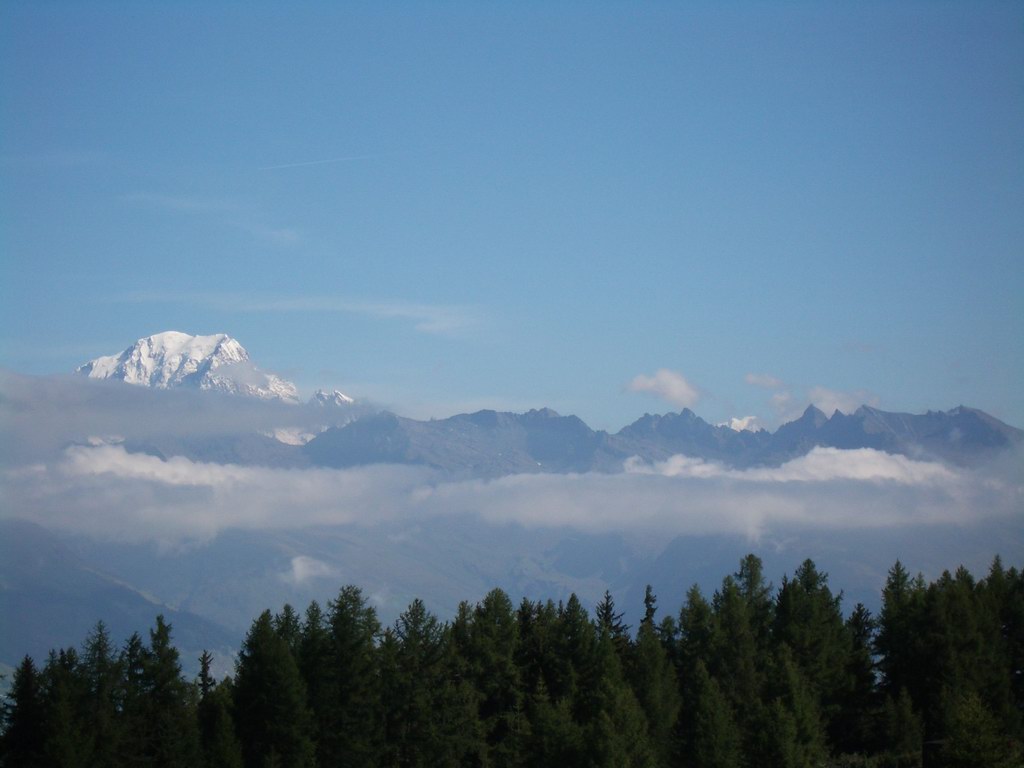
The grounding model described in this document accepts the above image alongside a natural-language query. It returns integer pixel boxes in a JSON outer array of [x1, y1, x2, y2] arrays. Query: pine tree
[[710, 575, 765, 741], [321, 585, 382, 767], [582, 629, 654, 768], [940, 689, 1022, 768], [594, 589, 631, 661], [880, 688, 922, 766], [273, 604, 303, 657], [295, 601, 334, 767], [735, 554, 774, 652], [459, 588, 526, 767], [834, 602, 880, 755], [630, 610, 680, 767], [0, 656, 47, 768], [876, 561, 926, 699], [197, 652, 242, 768], [381, 598, 481, 767], [689, 661, 741, 768], [773, 559, 852, 746], [41, 647, 90, 768], [233, 610, 314, 768], [524, 678, 585, 768], [141, 616, 201, 767], [756, 645, 828, 768], [81, 620, 123, 766]]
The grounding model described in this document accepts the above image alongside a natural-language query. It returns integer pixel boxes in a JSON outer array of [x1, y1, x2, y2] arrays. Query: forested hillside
[[2, 556, 1021, 768]]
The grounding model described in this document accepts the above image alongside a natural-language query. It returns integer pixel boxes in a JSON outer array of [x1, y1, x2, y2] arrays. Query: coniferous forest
[[2, 556, 1021, 768]]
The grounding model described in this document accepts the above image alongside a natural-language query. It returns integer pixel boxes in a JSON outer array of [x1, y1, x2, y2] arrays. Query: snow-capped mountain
[[75, 331, 299, 402], [311, 388, 355, 407]]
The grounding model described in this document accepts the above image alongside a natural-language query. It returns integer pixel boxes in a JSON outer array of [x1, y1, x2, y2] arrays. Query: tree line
[[2, 555, 1021, 768]]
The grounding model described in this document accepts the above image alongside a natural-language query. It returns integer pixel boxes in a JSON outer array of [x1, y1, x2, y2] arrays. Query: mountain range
[[77, 331, 1023, 475], [2, 331, 1019, 679]]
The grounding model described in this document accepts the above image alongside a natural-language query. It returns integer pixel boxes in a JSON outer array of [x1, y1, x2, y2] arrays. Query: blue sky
[[2, 2, 1022, 431]]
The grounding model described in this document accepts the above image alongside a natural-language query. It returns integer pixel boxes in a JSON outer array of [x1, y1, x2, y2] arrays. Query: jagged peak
[[527, 407, 561, 418], [311, 388, 355, 407]]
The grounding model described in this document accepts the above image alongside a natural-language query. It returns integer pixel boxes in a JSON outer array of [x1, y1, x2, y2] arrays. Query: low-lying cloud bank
[[2, 441, 1019, 545], [2, 370, 1020, 547], [0, 370, 375, 465]]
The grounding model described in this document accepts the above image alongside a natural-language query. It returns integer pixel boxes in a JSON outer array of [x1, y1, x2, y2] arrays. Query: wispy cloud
[[281, 555, 339, 585], [121, 193, 241, 214], [0, 150, 104, 168], [121, 193, 300, 247], [628, 369, 700, 408], [745, 373, 879, 424], [808, 386, 880, 416], [745, 373, 784, 389], [115, 292, 478, 336], [257, 152, 397, 171]]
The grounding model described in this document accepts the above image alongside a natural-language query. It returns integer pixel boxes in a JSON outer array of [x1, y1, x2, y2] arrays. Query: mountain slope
[[0, 520, 236, 674]]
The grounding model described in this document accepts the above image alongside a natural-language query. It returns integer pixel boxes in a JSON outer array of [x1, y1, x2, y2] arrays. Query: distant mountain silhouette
[[297, 403, 1021, 475]]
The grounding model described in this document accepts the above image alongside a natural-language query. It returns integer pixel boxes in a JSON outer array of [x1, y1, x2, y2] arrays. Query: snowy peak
[[311, 388, 355, 408], [76, 331, 298, 403]]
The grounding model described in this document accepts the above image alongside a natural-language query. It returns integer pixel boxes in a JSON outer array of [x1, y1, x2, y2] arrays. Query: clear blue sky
[[2, 1, 1022, 430]]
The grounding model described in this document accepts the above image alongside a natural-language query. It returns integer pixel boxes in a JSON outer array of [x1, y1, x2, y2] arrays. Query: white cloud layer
[[628, 369, 700, 408], [2, 442, 1018, 546]]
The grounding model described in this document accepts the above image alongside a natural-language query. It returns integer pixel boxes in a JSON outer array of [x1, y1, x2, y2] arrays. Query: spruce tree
[[940, 689, 1022, 768], [628, 586, 680, 768], [295, 601, 334, 767], [689, 661, 741, 768], [773, 559, 852, 746], [41, 647, 90, 768], [81, 621, 122, 766], [140, 616, 201, 768], [582, 629, 653, 768], [459, 588, 526, 767], [321, 585, 382, 767], [233, 610, 314, 768], [197, 652, 242, 768], [710, 575, 765, 743], [0, 656, 47, 768]]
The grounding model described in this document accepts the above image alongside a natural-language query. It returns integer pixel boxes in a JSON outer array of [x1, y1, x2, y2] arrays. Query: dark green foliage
[[379, 599, 481, 767], [320, 585, 382, 767], [459, 588, 526, 767], [629, 590, 680, 767], [835, 603, 880, 754], [1, 656, 46, 767], [583, 629, 653, 768], [197, 652, 242, 768], [139, 616, 201, 767], [81, 621, 123, 766], [939, 689, 1022, 768], [233, 611, 313, 768], [773, 560, 853, 742], [690, 661, 742, 768], [595, 589, 632, 662], [3, 555, 1020, 768]]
